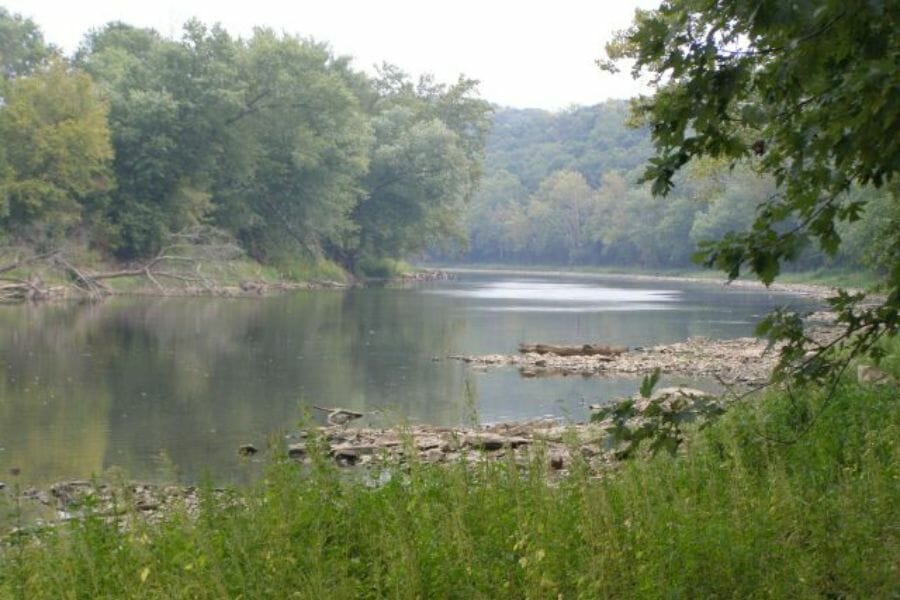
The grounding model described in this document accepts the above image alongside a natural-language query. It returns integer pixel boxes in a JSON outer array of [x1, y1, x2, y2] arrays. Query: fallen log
[[313, 405, 365, 426], [518, 343, 627, 357]]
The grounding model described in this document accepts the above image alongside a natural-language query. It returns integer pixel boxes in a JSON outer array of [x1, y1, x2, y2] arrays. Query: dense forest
[[0, 8, 490, 277], [464, 103, 896, 273], [2, 6, 894, 282]]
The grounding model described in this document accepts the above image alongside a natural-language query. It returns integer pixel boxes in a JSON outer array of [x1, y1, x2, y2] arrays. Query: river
[[0, 270, 817, 484]]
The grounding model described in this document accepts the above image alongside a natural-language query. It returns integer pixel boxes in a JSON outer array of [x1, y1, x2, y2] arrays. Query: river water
[[0, 270, 817, 484]]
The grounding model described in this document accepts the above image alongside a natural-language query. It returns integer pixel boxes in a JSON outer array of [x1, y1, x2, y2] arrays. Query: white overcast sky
[[4, 0, 658, 110]]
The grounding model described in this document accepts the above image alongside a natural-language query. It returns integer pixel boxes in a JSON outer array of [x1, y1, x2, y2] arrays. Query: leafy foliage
[[0, 59, 113, 239], [0, 7, 50, 80], [592, 371, 726, 459], [606, 0, 899, 378], [0, 9, 489, 272], [463, 105, 892, 273]]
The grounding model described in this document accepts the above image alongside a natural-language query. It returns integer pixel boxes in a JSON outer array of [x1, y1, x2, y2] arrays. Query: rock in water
[[238, 444, 258, 456]]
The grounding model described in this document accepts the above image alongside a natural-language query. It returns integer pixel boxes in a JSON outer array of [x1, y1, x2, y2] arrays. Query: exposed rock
[[857, 365, 896, 386], [237, 444, 258, 456], [331, 444, 378, 459], [451, 326, 843, 386], [464, 433, 529, 451], [416, 437, 443, 451], [651, 387, 710, 400], [287, 443, 306, 458], [422, 448, 445, 463], [549, 453, 565, 470], [518, 343, 627, 357]]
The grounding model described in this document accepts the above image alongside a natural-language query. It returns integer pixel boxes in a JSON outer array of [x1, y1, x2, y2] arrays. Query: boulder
[[331, 444, 378, 459], [416, 437, 443, 451], [549, 453, 565, 470], [238, 444, 258, 456], [422, 448, 445, 463], [858, 365, 895, 386], [650, 387, 711, 401], [464, 433, 529, 450]]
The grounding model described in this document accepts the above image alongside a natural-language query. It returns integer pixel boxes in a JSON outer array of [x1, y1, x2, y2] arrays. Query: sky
[[4, 0, 658, 110]]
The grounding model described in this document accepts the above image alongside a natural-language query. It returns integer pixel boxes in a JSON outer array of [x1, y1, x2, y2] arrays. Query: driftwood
[[518, 343, 628, 357], [313, 405, 365, 426], [0, 227, 243, 302], [0, 276, 61, 302]]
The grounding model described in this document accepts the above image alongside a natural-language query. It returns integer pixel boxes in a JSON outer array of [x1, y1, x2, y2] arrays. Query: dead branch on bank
[[2, 227, 246, 301], [0, 250, 66, 302], [58, 226, 243, 297]]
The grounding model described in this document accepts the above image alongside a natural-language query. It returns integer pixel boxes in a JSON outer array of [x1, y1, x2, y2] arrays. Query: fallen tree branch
[[0, 250, 60, 275]]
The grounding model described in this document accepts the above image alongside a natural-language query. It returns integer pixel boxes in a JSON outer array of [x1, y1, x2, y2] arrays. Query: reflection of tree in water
[[0, 291, 466, 483], [334, 288, 467, 422], [0, 304, 113, 484]]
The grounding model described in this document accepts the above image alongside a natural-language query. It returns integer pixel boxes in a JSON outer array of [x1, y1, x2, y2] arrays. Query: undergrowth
[[1, 366, 898, 597]]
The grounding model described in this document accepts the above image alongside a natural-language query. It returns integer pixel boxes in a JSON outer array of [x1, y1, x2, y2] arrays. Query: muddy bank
[[449, 325, 843, 385]]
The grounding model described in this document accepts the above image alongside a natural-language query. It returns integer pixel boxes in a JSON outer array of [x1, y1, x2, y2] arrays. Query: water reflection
[[0, 272, 817, 484], [431, 280, 680, 304]]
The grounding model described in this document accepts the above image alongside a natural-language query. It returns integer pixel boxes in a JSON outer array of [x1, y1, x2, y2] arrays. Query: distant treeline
[[464, 103, 896, 274], [0, 8, 490, 275], [3, 7, 894, 279]]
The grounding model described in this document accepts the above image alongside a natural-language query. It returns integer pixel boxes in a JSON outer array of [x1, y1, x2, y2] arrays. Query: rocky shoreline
[[4, 418, 613, 530], [449, 324, 843, 385]]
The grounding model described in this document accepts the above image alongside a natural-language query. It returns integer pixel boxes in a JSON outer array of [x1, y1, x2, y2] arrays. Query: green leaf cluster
[[607, 0, 899, 377]]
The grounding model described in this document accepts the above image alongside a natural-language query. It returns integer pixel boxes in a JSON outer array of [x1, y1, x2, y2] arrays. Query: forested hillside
[[465, 104, 895, 275], [2, 6, 894, 282], [0, 8, 490, 278]]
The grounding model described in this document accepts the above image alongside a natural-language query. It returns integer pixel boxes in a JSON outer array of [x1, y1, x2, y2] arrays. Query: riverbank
[[2, 367, 897, 598], [0, 252, 452, 303], [3, 418, 609, 530]]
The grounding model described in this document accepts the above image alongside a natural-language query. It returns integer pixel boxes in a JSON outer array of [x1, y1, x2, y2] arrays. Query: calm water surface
[[0, 271, 817, 484]]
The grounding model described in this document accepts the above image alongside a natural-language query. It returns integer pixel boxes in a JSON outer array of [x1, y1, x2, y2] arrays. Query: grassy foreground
[[2, 366, 898, 597]]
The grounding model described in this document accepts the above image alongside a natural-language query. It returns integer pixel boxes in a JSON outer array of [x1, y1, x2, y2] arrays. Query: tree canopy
[[606, 0, 898, 377], [0, 8, 490, 276]]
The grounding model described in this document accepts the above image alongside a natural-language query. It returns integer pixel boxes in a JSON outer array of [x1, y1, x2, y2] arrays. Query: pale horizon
[[2, 0, 657, 110]]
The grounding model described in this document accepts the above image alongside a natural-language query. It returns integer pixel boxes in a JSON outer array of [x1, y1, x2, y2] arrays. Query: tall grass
[[2, 377, 898, 598]]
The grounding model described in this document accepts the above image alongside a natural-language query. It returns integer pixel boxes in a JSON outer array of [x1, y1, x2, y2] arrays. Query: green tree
[[0, 59, 113, 240], [78, 22, 240, 257], [466, 170, 528, 261], [213, 29, 371, 263], [606, 0, 899, 377], [0, 7, 50, 80], [345, 67, 491, 271], [525, 170, 599, 263]]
